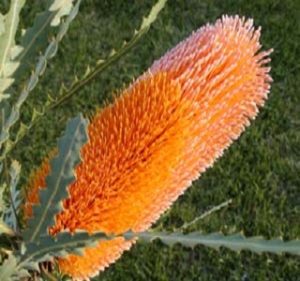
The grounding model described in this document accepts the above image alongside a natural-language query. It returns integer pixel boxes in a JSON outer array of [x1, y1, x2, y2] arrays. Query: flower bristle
[[24, 15, 272, 280]]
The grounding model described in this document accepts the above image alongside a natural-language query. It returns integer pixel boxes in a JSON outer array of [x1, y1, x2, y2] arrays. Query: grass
[[3, 0, 300, 280]]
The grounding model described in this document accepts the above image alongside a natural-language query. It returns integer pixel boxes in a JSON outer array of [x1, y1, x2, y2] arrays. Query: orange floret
[[24, 16, 272, 280]]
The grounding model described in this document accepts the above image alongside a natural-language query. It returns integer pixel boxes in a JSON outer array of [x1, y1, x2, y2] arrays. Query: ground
[[4, 0, 300, 280]]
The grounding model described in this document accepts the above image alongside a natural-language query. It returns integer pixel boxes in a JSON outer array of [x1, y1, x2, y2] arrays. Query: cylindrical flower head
[[24, 15, 272, 280]]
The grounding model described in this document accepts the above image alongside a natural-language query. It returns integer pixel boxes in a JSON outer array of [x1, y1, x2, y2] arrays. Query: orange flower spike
[[24, 16, 272, 280]]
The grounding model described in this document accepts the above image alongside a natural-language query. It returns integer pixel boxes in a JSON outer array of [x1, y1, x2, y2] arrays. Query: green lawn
[[6, 0, 300, 280]]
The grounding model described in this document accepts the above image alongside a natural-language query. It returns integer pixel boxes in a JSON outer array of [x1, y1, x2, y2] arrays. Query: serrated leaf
[[0, 0, 162, 166], [0, 0, 25, 96], [0, 253, 30, 280], [0, 0, 25, 74], [0, 0, 82, 163], [50, 0, 74, 27], [20, 230, 115, 265], [128, 231, 300, 256], [3, 160, 21, 231], [0, 103, 20, 148], [0, 254, 18, 281], [140, 0, 167, 30], [19, 260, 40, 272], [14, 0, 77, 79], [53, 0, 166, 109], [15, 10, 54, 79], [23, 114, 88, 242], [0, 254, 28, 281], [26, 72, 39, 91]]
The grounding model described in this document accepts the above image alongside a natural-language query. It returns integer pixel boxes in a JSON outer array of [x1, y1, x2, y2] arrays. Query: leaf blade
[[23, 114, 88, 242], [21, 230, 115, 264], [0, 0, 25, 100], [0, 0, 82, 154], [15, 0, 77, 78], [126, 231, 300, 256]]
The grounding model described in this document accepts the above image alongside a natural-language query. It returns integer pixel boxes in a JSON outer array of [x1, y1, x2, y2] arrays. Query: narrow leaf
[[15, 0, 76, 78], [0, 0, 82, 158], [20, 230, 115, 265], [50, 0, 167, 109], [0, 0, 25, 99], [126, 231, 300, 256], [23, 114, 88, 242], [49, 0, 75, 27], [0, 0, 25, 74], [0, 254, 29, 281], [0, 254, 18, 281], [0, 0, 163, 163], [3, 160, 21, 231], [140, 0, 167, 30]]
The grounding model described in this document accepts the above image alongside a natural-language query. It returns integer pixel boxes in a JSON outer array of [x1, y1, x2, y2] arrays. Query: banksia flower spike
[[24, 15, 272, 280]]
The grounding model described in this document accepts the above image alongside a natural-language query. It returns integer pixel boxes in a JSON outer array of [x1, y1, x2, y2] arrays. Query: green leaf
[[140, 0, 167, 30], [0, 254, 18, 281], [0, 0, 25, 100], [15, 0, 77, 79], [126, 231, 300, 256], [0, 254, 29, 281], [0, 0, 82, 158], [23, 114, 88, 242], [3, 160, 21, 231], [49, 0, 75, 27], [20, 230, 115, 265], [0, 0, 164, 163], [50, 0, 167, 109], [0, 0, 25, 72], [14, 10, 55, 78]]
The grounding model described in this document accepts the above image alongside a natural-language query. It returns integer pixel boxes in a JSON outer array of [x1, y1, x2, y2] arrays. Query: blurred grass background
[[1, 0, 299, 280]]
